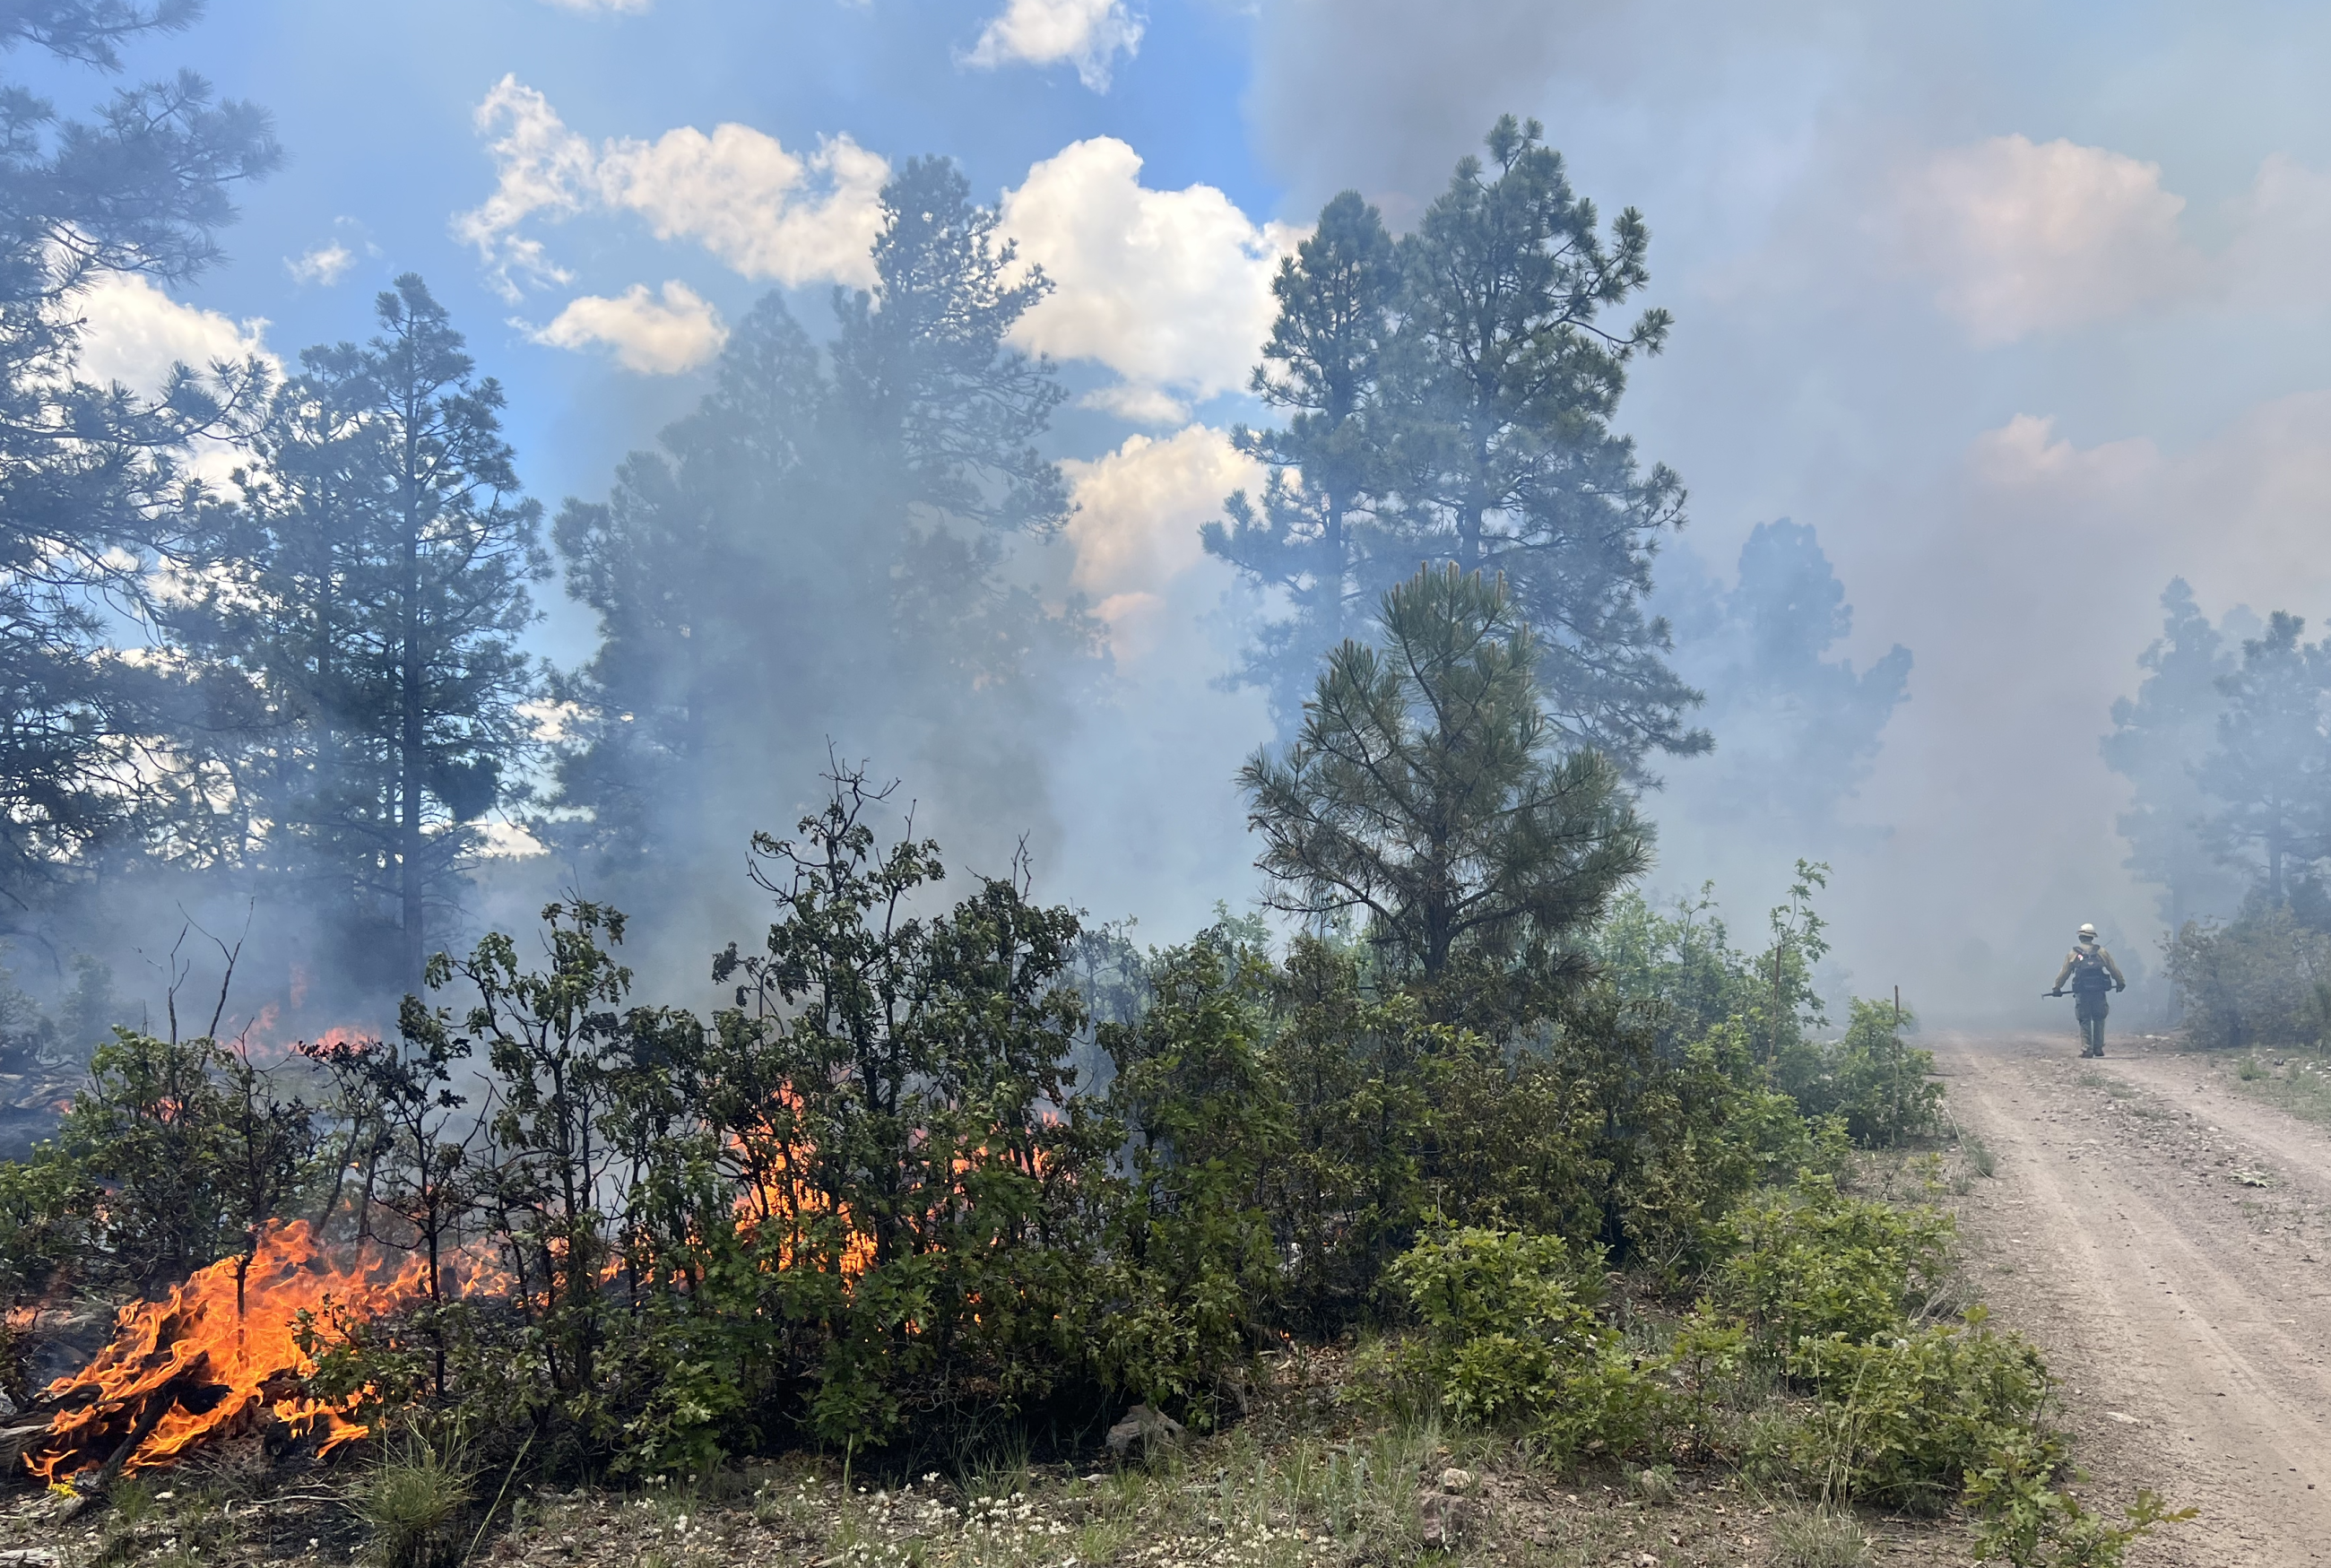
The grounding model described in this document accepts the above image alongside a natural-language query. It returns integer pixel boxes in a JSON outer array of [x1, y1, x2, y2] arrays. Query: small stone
[[1438, 1468, 1475, 1494]]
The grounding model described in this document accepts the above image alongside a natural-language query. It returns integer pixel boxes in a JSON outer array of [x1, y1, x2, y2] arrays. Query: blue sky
[[48, 0, 2331, 1013]]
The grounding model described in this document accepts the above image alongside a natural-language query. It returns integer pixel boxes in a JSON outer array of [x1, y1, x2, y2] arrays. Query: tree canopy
[[1241, 562, 1649, 1025]]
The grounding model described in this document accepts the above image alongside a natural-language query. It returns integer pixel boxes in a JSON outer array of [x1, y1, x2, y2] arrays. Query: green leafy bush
[[1777, 1001, 1942, 1148], [1788, 1308, 2055, 1514], [2165, 900, 2331, 1049], [1719, 1174, 1954, 1355], [1370, 1227, 1659, 1459], [1099, 930, 1287, 1422], [1967, 1427, 2194, 1565]]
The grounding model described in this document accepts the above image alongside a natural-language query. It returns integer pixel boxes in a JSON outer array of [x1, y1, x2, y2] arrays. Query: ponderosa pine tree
[[542, 159, 1092, 896], [1657, 521, 1910, 834], [1202, 192, 1400, 723], [1240, 563, 1649, 1027], [1209, 117, 1703, 774], [0, 0, 278, 904], [2195, 611, 2331, 905], [2102, 580, 2247, 930], [546, 296, 828, 871], [174, 277, 545, 983]]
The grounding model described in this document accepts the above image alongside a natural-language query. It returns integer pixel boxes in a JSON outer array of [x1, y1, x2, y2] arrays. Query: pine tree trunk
[[399, 443, 426, 986]]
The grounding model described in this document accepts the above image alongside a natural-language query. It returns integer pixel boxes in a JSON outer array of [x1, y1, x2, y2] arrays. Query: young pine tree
[[1241, 563, 1650, 1027]]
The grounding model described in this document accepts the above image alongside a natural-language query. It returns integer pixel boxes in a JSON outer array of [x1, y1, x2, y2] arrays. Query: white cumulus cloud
[[966, 0, 1144, 91], [285, 241, 355, 286], [1063, 423, 1261, 609], [1900, 134, 2202, 344], [1002, 138, 1299, 424], [455, 76, 887, 301], [533, 282, 728, 375], [74, 272, 273, 394]]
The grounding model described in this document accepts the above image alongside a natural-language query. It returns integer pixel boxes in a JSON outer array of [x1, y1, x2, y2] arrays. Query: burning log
[[24, 1220, 437, 1485]]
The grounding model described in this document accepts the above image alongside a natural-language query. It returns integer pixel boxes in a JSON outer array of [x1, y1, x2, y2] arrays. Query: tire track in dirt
[[1935, 1032, 2331, 1566]]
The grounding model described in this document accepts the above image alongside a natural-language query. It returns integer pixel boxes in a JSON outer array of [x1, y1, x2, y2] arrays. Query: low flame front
[[27, 1221, 431, 1484]]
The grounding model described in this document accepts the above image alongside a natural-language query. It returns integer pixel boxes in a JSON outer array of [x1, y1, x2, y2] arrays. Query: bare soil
[[1936, 1028, 2331, 1565]]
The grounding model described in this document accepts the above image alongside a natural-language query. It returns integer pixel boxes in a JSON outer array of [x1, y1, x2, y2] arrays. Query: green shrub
[[1779, 1001, 1942, 1148], [1789, 1309, 2055, 1514], [356, 1436, 474, 1568], [2165, 901, 2331, 1049], [1099, 931, 1288, 1423], [1967, 1427, 2194, 1565], [1719, 1174, 1954, 1355], [1371, 1227, 1659, 1459]]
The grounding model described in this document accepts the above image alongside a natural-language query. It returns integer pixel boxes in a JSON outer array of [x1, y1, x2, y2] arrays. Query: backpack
[[2070, 945, 2110, 992]]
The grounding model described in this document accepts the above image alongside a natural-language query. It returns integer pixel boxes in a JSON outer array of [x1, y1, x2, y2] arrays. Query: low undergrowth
[[2214, 1045, 2331, 1130]]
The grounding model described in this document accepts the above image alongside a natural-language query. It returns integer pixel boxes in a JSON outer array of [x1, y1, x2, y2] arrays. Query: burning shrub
[[52, 1027, 317, 1295]]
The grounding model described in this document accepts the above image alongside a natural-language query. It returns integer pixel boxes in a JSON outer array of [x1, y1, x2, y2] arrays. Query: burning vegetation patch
[[30, 1223, 438, 1485]]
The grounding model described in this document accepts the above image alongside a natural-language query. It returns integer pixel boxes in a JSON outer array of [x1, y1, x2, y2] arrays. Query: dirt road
[[1937, 1032, 2331, 1565]]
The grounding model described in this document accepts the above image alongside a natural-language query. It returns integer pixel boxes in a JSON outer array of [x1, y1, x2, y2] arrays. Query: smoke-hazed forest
[[2106, 580, 2331, 1045], [0, 9, 2211, 1568]]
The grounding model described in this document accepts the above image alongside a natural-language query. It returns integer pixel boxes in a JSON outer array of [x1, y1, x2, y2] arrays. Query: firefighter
[[2049, 922, 2127, 1058]]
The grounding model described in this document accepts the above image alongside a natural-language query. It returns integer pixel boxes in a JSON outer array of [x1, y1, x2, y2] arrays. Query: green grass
[[1772, 1507, 1871, 1568], [354, 1437, 473, 1568], [2218, 1045, 2331, 1129]]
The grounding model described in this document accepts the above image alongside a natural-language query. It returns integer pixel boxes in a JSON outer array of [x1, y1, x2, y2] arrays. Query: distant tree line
[[2106, 581, 2331, 1044]]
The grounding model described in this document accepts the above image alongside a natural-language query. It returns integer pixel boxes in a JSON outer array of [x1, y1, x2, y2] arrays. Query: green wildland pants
[[2075, 990, 2109, 1056]]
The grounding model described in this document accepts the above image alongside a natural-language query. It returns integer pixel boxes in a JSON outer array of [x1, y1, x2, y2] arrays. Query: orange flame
[[28, 1086, 1056, 1477], [26, 1222, 433, 1483]]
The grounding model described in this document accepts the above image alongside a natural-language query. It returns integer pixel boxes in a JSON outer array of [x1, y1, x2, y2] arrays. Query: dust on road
[[1937, 1031, 2331, 1566]]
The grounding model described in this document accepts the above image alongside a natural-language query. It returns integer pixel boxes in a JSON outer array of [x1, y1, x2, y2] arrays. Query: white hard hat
[[2077, 923, 2098, 938]]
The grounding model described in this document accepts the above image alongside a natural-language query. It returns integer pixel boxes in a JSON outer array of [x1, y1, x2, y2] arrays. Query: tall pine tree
[[2102, 580, 2246, 930], [2195, 611, 2331, 906], [1209, 117, 1703, 775], [1202, 192, 1400, 723], [0, 0, 278, 905], [543, 159, 1094, 905], [175, 277, 544, 983]]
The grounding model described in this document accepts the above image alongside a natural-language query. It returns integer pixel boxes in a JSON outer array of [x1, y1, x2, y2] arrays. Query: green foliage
[[1099, 930, 1285, 1419], [354, 1435, 474, 1568], [1261, 936, 1433, 1330], [1780, 999, 1943, 1148], [2165, 900, 2331, 1048], [0, 1147, 98, 1298], [1789, 1309, 2055, 1515], [0, 3, 279, 899], [47, 1026, 315, 1292], [706, 767, 1118, 1450], [1718, 1174, 1954, 1355], [1242, 563, 1648, 1025], [1372, 1226, 1658, 1458], [1968, 1429, 2194, 1566]]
